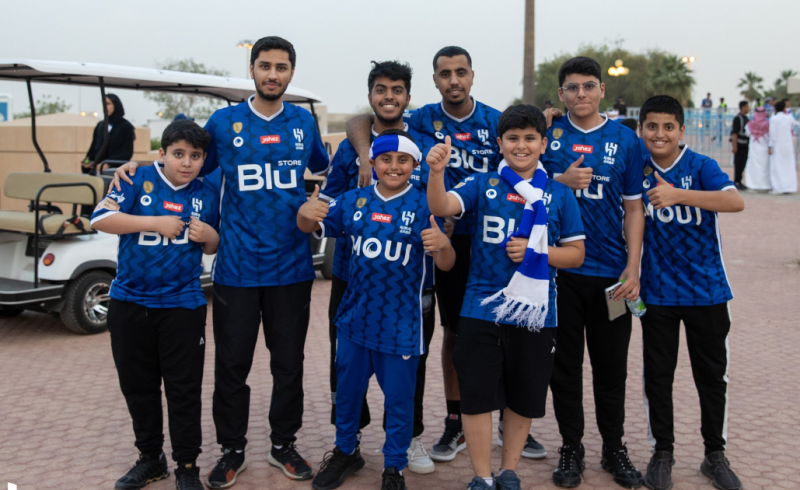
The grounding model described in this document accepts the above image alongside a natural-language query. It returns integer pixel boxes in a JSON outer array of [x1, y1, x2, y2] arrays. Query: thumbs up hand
[[427, 135, 452, 175], [298, 184, 330, 222], [646, 171, 682, 209], [558, 155, 592, 190], [421, 215, 449, 252]]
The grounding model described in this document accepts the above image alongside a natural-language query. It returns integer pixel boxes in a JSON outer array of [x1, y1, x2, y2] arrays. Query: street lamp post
[[607, 59, 630, 99], [237, 40, 254, 79], [681, 56, 696, 71]]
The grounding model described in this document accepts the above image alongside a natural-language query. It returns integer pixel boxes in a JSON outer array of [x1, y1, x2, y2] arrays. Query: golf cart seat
[[0, 172, 104, 237]]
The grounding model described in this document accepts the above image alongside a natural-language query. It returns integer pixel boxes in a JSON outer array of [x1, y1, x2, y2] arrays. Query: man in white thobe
[[769, 101, 798, 194]]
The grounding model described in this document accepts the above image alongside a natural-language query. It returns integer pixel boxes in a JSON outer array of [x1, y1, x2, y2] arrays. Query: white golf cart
[[0, 59, 334, 334]]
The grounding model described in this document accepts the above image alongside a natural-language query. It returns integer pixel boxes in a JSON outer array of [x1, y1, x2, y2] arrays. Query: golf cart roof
[[0, 59, 322, 104]]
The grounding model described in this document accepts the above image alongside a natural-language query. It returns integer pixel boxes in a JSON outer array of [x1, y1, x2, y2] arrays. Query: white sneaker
[[407, 436, 436, 474]]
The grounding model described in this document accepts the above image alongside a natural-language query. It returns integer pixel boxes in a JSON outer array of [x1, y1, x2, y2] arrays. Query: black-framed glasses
[[560, 82, 600, 94]]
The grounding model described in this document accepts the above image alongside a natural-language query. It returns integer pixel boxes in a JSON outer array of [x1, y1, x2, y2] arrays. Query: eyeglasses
[[560, 82, 600, 94]]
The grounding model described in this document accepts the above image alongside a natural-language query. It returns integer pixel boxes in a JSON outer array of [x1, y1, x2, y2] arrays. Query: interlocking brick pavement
[[2, 188, 800, 490]]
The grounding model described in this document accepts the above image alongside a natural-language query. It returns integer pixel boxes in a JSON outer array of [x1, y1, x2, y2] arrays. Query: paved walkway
[[1, 188, 799, 490]]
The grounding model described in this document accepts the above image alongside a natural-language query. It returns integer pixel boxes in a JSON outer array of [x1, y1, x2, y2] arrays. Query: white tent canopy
[[0, 59, 321, 104]]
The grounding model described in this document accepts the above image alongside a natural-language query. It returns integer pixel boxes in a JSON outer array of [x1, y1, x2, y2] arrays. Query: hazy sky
[[2, 0, 797, 126]]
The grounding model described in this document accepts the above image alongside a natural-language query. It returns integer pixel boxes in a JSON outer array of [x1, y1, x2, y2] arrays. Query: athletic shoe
[[553, 444, 585, 488], [496, 470, 521, 490], [268, 442, 314, 480], [466, 476, 496, 489], [430, 417, 466, 462], [700, 451, 742, 490], [407, 436, 435, 474], [601, 445, 643, 488], [311, 446, 365, 490], [115, 452, 169, 490], [497, 425, 547, 459], [643, 451, 674, 490], [174, 463, 203, 490], [381, 467, 406, 490], [206, 448, 247, 489]]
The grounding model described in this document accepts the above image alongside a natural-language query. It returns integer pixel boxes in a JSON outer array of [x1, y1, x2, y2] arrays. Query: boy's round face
[[433, 55, 474, 106], [497, 127, 546, 176], [371, 151, 417, 192], [159, 140, 205, 187], [641, 113, 685, 161], [369, 76, 410, 124], [558, 74, 604, 119]]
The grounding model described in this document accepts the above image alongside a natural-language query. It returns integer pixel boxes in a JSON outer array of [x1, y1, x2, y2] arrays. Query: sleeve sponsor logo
[[572, 144, 594, 154], [260, 135, 281, 144], [95, 196, 121, 212], [163, 201, 184, 212], [506, 193, 526, 204], [454, 133, 472, 141], [371, 212, 392, 223]]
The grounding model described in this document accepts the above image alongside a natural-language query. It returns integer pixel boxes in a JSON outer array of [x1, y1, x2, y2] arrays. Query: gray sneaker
[[643, 451, 674, 490], [700, 451, 742, 490], [430, 417, 466, 462], [496, 470, 521, 490], [497, 421, 547, 459]]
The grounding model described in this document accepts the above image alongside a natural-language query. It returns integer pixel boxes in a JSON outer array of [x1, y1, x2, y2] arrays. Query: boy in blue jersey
[[637, 96, 744, 490], [321, 61, 439, 475], [427, 105, 585, 490], [299, 130, 455, 490], [541, 57, 646, 489], [112, 36, 330, 487], [91, 120, 219, 490]]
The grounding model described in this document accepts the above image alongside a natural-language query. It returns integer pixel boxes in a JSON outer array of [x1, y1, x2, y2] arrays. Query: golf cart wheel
[[321, 237, 335, 280], [61, 270, 113, 334]]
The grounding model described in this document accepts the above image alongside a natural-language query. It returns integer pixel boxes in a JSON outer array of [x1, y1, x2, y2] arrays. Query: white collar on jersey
[[566, 112, 609, 134], [154, 161, 191, 191], [651, 144, 689, 174], [373, 182, 413, 202], [247, 95, 285, 122], [370, 122, 409, 138], [440, 97, 477, 123]]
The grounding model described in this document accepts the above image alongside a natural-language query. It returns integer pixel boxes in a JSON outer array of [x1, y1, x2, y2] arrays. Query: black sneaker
[[174, 462, 203, 490], [430, 416, 466, 462], [381, 467, 407, 490], [311, 446, 366, 490], [553, 444, 585, 488], [643, 451, 674, 490], [268, 442, 314, 480], [115, 452, 169, 490], [700, 451, 742, 490], [601, 445, 643, 488], [206, 448, 247, 489]]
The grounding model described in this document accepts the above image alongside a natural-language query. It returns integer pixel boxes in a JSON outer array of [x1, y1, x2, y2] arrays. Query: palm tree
[[647, 54, 695, 105], [737, 71, 764, 104], [522, 0, 536, 104]]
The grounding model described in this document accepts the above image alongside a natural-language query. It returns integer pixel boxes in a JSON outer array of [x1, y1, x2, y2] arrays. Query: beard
[[255, 82, 288, 102], [374, 110, 404, 126]]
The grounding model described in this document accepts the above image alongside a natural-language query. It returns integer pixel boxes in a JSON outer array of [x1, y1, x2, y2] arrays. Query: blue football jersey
[[404, 99, 502, 235], [640, 146, 735, 306], [202, 97, 330, 287], [451, 170, 585, 327], [319, 184, 442, 356], [90, 164, 218, 309], [541, 114, 643, 278]]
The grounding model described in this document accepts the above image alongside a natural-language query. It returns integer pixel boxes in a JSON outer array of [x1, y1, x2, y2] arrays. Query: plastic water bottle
[[626, 297, 647, 317]]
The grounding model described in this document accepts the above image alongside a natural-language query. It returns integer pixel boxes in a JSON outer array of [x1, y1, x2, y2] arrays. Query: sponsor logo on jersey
[[401, 211, 415, 226], [433, 120, 443, 131], [477, 129, 490, 145], [435, 131, 445, 140], [605, 142, 618, 156], [192, 198, 203, 213], [454, 182, 466, 189], [371, 213, 392, 223], [553, 128, 564, 139], [489, 178, 500, 187], [551, 140, 562, 151], [454, 133, 471, 141], [140, 195, 152, 206], [143, 181, 154, 194], [486, 189, 497, 199], [293, 128, 305, 150], [357, 197, 367, 208], [233, 136, 244, 147], [233, 122, 243, 134], [260, 135, 280, 144], [572, 144, 594, 154], [163, 201, 183, 212], [95, 196, 121, 212], [506, 193, 526, 204]]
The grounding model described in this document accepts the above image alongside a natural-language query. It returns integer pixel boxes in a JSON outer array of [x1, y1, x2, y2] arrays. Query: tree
[[14, 94, 72, 119], [144, 59, 230, 119], [737, 71, 764, 104], [646, 52, 695, 106], [765, 69, 799, 105]]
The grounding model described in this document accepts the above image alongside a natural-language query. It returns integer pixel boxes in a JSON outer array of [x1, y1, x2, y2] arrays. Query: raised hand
[[558, 155, 592, 190], [298, 184, 330, 222], [426, 135, 452, 175], [421, 215, 449, 252], [646, 171, 682, 209]]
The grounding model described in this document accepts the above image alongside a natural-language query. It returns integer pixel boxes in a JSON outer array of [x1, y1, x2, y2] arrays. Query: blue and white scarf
[[480, 160, 549, 331]]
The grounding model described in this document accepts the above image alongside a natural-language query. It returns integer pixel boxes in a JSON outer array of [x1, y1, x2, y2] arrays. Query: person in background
[[545, 100, 554, 110], [613, 96, 627, 118], [701, 93, 713, 109], [763, 96, 776, 117], [83, 94, 135, 174], [719, 98, 728, 111], [768, 100, 798, 194], [730, 101, 750, 190], [744, 107, 771, 191]]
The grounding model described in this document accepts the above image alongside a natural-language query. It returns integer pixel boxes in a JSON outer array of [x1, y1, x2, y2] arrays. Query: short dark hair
[[377, 128, 417, 145], [432, 46, 472, 72], [558, 57, 602, 86], [498, 104, 547, 139], [368, 61, 413, 93], [161, 119, 211, 151], [639, 95, 685, 126], [251, 36, 296, 68], [739, 100, 749, 109], [775, 100, 787, 113], [620, 118, 638, 132]]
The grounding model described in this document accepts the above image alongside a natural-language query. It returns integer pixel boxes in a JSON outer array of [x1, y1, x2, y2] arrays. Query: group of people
[[95, 36, 746, 490]]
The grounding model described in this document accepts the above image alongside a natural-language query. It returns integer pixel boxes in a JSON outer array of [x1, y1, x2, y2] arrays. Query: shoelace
[[319, 450, 350, 472], [214, 450, 242, 472], [438, 427, 462, 447], [276, 442, 308, 468], [610, 448, 635, 472], [176, 468, 201, 489], [710, 456, 732, 474], [557, 446, 582, 473], [125, 456, 162, 480], [409, 438, 428, 457]]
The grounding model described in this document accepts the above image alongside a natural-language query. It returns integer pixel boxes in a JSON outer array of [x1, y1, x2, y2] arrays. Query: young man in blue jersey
[[91, 120, 219, 490], [298, 130, 455, 490], [541, 56, 646, 488], [112, 36, 330, 487], [322, 61, 438, 475], [637, 96, 744, 490], [426, 104, 585, 490]]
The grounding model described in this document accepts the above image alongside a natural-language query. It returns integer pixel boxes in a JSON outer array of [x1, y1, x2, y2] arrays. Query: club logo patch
[[433, 120, 443, 131], [371, 213, 392, 223], [553, 128, 564, 139], [357, 197, 367, 208], [572, 144, 594, 154], [143, 181, 154, 194], [260, 135, 280, 144], [163, 201, 183, 212], [233, 122, 243, 134], [489, 178, 500, 187]]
